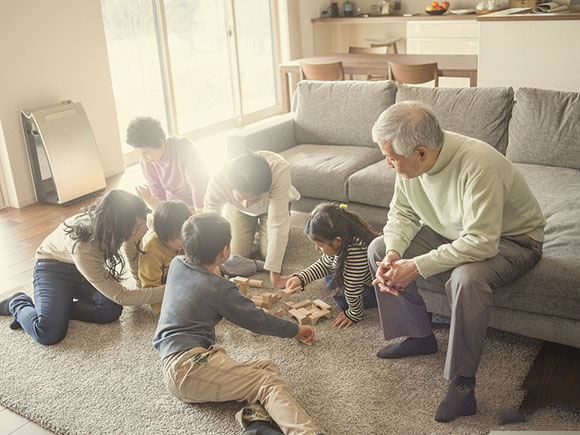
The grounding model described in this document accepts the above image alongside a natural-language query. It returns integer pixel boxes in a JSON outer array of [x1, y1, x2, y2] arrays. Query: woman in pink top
[[126, 117, 209, 211]]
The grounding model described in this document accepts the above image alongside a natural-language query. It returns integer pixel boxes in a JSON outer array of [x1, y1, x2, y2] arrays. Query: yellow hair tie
[[339, 203, 348, 210]]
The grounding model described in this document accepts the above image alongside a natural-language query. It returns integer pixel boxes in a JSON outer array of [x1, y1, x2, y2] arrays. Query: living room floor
[[0, 164, 578, 434]]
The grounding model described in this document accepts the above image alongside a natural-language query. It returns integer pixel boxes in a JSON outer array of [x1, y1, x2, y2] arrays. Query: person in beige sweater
[[204, 151, 300, 288], [0, 190, 164, 345], [368, 102, 545, 423]]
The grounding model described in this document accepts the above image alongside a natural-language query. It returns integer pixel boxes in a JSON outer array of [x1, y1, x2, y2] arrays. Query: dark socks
[[435, 379, 477, 422], [377, 334, 438, 359], [0, 292, 26, 316], [242, 421, 283, 435], [9, 317, 21, 330]]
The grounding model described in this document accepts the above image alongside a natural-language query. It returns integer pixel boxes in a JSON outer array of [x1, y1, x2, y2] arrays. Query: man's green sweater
[[384, 131, 546, 279]]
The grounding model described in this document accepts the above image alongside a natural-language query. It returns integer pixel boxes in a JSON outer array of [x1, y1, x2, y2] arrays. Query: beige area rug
[[1, 225, 579, 434]]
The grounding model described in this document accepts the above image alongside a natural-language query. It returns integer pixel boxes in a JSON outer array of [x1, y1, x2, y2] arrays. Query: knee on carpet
[[93, 304, 123, 323]]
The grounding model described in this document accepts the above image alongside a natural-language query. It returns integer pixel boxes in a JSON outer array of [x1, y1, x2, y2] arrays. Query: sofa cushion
[[280, 144, 383, 202], [507, 87, 580, 170], [417, 163, 580, 321], [395, 85, 514, 155], [348, 160, 397, 208], [294, 80, 397, 148]]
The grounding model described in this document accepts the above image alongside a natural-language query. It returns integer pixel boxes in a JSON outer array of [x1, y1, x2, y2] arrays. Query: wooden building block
[[284, 301, 295, 309], [309, 309, 331, 325], [289, 308, 311, 325], [231, 277, 249, 296], [313, 299, 332, 311], [261, 292, 278, 305], [279, 288, 296, 300], [248, 279, 263, 287], [292, 300, 313, 310], [298, 337, 314, 346]]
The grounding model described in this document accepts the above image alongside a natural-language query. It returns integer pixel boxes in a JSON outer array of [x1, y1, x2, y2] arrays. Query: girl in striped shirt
[[285, 203, 378, 329]]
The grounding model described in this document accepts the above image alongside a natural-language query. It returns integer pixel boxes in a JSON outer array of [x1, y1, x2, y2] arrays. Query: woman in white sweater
[[0, 190, 164, 345]]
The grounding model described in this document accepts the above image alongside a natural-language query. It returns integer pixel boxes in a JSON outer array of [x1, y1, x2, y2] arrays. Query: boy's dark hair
[[126, 116, 166, 149], [225, 152, 272, 195], [182, 213, 231, 265], [304, 202, 377, 291], [153, 200, 192, 243]]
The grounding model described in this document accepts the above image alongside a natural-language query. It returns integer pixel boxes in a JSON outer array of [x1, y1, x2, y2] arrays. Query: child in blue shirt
[[153, 212, 322, 435]]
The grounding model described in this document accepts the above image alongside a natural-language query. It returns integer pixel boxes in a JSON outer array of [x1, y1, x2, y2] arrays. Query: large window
[[101, 0, 279, 154]]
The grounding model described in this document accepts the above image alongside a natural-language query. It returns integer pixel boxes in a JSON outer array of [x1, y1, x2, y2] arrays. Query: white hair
[[372, 101, 444, 157]]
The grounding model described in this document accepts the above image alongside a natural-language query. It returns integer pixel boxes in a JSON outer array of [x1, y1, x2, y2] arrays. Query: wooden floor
[[0, 164, 578, 431]]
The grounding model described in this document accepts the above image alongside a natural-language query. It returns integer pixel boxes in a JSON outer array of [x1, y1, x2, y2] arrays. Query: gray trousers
[[368, 226, 542, 380]]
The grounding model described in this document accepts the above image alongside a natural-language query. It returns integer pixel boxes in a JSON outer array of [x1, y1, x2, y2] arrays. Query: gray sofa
[[226, 80, 580, 348]]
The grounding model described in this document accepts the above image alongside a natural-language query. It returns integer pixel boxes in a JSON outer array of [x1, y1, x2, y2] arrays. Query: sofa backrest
[[507, 87, 580, 170], [395, 85, 514, 155], [293, 80, 397, 148]]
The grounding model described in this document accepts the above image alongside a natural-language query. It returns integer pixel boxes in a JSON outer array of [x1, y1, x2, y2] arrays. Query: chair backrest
[[387, 61, 439, 87], [300, 61, 345, 81], [348, 46, 388, 55]]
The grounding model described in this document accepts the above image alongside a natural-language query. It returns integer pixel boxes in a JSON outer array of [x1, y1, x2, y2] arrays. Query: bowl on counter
[[426, 7, 449, 14]]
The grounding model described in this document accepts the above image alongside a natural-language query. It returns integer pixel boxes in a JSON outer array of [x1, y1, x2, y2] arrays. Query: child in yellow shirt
[[138, 200, 192, 314]]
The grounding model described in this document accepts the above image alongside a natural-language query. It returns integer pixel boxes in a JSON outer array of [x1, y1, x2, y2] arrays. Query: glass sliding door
[[101, 0, 168, 154], [101, 0, 280, 151], [163, 0, 236, 133], [233, 0, 278, 116]]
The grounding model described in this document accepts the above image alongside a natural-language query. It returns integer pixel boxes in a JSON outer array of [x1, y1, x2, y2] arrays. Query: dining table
[[278, 53, 478, 112]]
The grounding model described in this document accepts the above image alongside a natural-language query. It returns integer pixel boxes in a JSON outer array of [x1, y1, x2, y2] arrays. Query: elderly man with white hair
[[368, 101, 546, 422]]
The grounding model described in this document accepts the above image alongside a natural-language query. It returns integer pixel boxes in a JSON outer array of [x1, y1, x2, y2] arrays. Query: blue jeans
[[9, 259, 123, 345], [324, 275, 378, 311]]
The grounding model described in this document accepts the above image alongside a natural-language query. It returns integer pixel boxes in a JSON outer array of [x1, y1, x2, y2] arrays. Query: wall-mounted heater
[[21, 101, 106, 205]]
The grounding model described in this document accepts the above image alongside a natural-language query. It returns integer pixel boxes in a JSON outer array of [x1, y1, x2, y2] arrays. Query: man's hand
[[373, 250, 404, 296], [295, 325, 315, 344], [135, 185, 159, 209], [270, 271, 286, 289], [332, 311, 353, 329], [384, 258, 420, 290], [284, 276, 302, 293]]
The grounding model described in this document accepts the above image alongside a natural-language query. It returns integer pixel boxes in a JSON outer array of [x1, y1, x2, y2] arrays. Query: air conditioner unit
[[21, 101, 106, 205]]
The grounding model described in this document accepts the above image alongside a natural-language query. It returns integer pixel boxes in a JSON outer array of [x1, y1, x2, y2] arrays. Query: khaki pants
[[224, 204, 268, 259], [163, 345, 320, 435]]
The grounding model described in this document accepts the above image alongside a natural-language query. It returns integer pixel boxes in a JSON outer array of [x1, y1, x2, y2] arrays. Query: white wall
[[0, 0, 123, 208], [479, 20, 580, 92]]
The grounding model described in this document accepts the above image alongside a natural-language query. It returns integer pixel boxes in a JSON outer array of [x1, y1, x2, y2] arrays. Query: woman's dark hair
[[64, 190, 150, 281], [181, 213, 231, 265], [153, 200, 192, 243], [304, 202, 377, 291], [126, 116, 166, 149], [225, 152, 272, 195]]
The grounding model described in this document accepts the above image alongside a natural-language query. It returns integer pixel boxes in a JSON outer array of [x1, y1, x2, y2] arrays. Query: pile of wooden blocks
[[231, 276, 263, 296], [287, 299, 332, 325]]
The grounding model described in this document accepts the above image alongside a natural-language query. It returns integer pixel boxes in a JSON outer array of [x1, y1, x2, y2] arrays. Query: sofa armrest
[[226, 113, 297, 157]]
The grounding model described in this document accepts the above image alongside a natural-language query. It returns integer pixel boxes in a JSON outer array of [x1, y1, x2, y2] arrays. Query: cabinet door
[[406, 19, 478, 87]]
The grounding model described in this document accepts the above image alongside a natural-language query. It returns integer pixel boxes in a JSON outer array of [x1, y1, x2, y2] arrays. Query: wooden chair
[[387, 61, 439, 87], [365, 37, 400, 54], [300, 61, 344, 81], [348, 46, 388, 81]]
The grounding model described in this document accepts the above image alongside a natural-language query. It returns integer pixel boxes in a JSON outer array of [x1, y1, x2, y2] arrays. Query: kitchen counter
[[476, 11, 580, 20], [312, 11, 580, 23], [311, 15, 477, 23]]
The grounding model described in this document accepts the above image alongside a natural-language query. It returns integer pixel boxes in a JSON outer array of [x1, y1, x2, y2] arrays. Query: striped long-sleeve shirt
[[298, 239, 373, 322]]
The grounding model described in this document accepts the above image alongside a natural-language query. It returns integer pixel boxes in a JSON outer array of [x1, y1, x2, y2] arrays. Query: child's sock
[[435, 379, 477, 422], [377, 334, 437, 359], [0, 292, 26, 316], [9, 317, 21, 330], [242, 420, 283, 435]]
